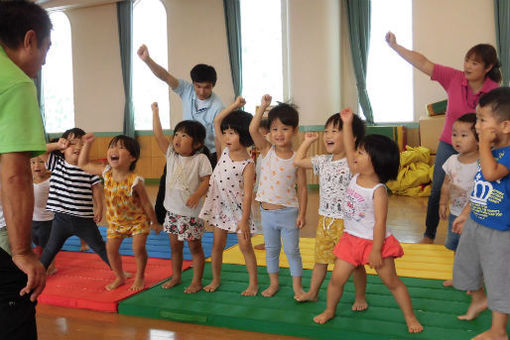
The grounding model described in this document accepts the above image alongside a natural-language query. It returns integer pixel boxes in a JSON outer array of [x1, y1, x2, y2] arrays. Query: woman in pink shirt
[[386, 32, 501, 243]]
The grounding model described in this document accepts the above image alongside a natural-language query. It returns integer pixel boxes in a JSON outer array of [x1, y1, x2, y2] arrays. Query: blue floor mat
[[60, 226, 239, 260]]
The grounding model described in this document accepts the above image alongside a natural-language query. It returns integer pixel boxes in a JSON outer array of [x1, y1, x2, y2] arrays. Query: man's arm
[[0, 152, 46, 301], [137, 44, 179, 90]]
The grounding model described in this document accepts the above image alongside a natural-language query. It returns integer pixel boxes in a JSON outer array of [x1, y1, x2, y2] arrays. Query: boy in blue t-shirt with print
[[452, 87, 510, 340]]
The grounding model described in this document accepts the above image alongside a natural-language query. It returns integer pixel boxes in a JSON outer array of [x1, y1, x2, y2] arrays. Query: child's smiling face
[[107, 140, 135, 170], [323, 121, 345, 155]]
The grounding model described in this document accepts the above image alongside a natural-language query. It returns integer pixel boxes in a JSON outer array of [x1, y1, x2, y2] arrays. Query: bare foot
[[406, 317, 424, 333], [442, 279, 453, 287], [124, 271, 133, 279], [105, 277, 126, 291], [294, 291, 318, 303], [472, 329, 508, 340], [80, 243, 89, 251], [420, 236, 434, 244], [458, 296, 488, 320], [184, 282, 202, 294], [46, 266, 58, 276], [161, 277, 182, 289], [129, 278, 145, 291], [261, 285, 279, 297], [352, 298, 368, 311], [313, 310, 335, 324], [254, 243, 265, 250], [203, 281, 220, 292], [241, 284, 258, 296]]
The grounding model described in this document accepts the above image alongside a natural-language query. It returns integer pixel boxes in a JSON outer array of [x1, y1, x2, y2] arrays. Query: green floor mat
[[118, 263, 501, 339]]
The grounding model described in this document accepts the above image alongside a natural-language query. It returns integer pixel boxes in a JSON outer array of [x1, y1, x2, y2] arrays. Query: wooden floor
[[36, 186, 447, 340]]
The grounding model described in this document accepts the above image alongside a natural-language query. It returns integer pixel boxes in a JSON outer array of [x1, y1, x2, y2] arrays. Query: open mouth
[[110, 155, 119, 161]]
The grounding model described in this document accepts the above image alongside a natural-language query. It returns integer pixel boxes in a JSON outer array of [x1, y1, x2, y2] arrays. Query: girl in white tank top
[[314, 108, 423, 334]]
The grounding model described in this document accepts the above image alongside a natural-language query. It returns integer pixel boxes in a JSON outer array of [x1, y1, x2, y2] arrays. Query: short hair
[[173, 120, 210, 157], [465, 44, 502, 83], [190, 64, 217, 86], [455, 113, 478, 141], [325, 112, 366, 147], [259, 118, 270, 132], [268, 103, 299, 129], [359, 134, 400, 183], [0, 1, 52, 50], [220, 110, 254, 147], [479, 87, 510, 122], [108, 135, 140, 171], [62, 128, 86, 139]]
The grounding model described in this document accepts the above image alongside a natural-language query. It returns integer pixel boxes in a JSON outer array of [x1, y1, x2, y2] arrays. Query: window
[[366, 0, 413, 123], [240, 0, 284, 112], [42, 12, 74, 133], [133, 0, 169, 130]]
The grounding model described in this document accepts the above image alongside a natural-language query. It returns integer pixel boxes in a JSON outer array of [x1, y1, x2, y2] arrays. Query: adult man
[[138, 44, 224, 222], [0, 1, 52, 339]]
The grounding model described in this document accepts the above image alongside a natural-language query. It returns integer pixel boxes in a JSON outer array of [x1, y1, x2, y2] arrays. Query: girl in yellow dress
[[79, 133, 162, 291]]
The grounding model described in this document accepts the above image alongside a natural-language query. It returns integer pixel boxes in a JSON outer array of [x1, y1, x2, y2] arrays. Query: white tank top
[[255, 146, 299, 208], [343, 174, 391, 240], [33, 179, 54, 221]]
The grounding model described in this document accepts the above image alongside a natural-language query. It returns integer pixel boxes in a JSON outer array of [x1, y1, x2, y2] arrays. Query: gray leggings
[[40, 212, 109, 268]]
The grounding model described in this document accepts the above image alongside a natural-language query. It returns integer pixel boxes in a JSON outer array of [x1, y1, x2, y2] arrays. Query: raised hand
[[151, 102, 159, 113], [82, 132, 95, 144], [304, 132, 319, 142], [478, 127, 497, 146], [234, 96, 246, 108], [385, 31, 397, 48], [340, 107, 354, 124], [261, 94, 272, 108], [137, 44, 150, 61]]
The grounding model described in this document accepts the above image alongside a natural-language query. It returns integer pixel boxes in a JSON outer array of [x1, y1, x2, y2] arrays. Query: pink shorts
[[333, 233, 404, 266]]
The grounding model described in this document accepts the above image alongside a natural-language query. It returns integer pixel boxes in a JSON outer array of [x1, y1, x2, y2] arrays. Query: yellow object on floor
[[220, 235, 454, 280]]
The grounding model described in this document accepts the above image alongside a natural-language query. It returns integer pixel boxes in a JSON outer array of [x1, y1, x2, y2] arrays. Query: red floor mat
[[38, 251, 191, 312]]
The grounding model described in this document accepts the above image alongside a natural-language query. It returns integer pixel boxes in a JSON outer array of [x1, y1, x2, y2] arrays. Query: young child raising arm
[[79, 133, 161, 291], [313, 108, 423, 334], [152, 102, 212, 293], [293, 113, 368, 309], [249, 94, 307, 298], [199, 96, 258, 296]]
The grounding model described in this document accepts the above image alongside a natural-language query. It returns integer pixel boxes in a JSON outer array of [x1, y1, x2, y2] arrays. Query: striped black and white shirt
[[46, 153, 101, 218]]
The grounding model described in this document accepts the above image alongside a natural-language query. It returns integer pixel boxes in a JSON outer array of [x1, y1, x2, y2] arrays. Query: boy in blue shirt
[[452, 87, 510, 340]]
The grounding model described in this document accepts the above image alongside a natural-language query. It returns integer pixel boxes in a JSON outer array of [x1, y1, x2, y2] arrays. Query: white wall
[[43, 0, 497, 129], [286, 0, 341, 125]]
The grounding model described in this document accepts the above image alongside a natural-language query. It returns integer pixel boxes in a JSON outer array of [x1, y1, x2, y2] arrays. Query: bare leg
[[105, 238, 125, 290], [237, 234, 258, 296], [472, 311, 508, 340], [162, 234, 183, 289], [261, 272, 279, 297], [184, 239, 204, 293], [352, 265, 368, 311], [458, 288, 488, 320], [203, 228, 227, 292], [376, 258, 423, 333], [130, 233, 148, 291], [295, 263, 327, 302], [313, 259, 355, 324]]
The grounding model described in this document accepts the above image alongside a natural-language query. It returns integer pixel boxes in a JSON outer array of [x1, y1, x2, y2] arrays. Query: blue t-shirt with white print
[[470, 145, 510, 231]]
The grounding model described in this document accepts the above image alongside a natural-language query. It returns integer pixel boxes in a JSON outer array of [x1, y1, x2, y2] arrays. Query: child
[[314, 108, 423, 334], [200, 96, 258, 296], [293, 113, 368, 309], [78, 133, 161, 291], [40, 128, 109, 271], [249, 94, 307, 298], [31, 156, 57, 275], [452, 87, 510, 340], [439, 113, 479, 287], [152, 102, 212, 293]]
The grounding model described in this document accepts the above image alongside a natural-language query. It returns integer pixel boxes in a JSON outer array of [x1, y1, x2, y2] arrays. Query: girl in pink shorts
[[313, 108, 423, 334]]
